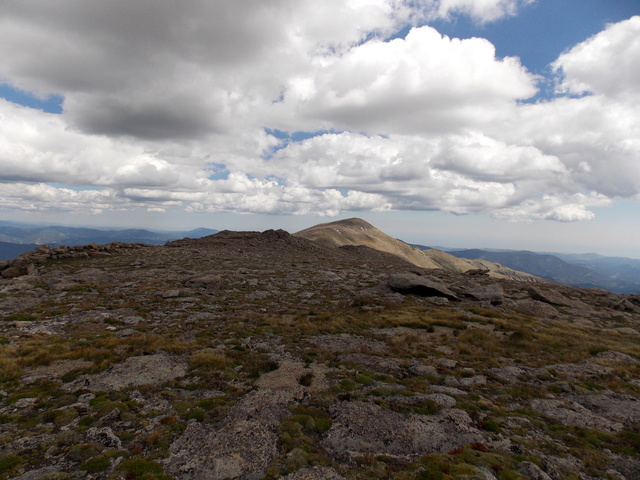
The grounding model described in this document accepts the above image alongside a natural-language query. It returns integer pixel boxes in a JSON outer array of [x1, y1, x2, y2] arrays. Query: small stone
[[162, 289, 182, 298]]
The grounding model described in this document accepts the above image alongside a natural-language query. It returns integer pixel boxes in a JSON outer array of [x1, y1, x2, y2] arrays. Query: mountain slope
[[294, 218, 542, 281]]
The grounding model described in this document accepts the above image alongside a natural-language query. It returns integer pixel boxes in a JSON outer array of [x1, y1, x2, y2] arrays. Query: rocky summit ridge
[[0, 223, 639, 480]]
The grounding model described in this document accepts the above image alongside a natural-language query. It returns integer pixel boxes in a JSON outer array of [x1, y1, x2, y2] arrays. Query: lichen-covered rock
[[338, 353, 404, 376], [513, 300, 559, 318], [459, 375, 487, 387], [85, 426, 123, 449], [569, 393, 640, 429], [309, 334, 387, 353], [518, 461, 552, 480], [282, 466, 347, 479], [548, 362, 614, 379], [167, 420, 278, 480], [64, 354, 188, 391], [531, 398, 623, 432], [323, 402, 484, 461], [454, 280, 504, 304], [166, 388, 305, 480], [588, 350, 639, 364], [254, 360, 328, 392]]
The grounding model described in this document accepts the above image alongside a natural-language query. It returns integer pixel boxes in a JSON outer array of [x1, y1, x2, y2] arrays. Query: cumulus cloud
[[491, 193, 611, 222], [275, 26, 537, 134], [266, 131, 583, 219], [553, 16, 640, 99], [504, 17, 640, 202], [0, 2, 637, 224]]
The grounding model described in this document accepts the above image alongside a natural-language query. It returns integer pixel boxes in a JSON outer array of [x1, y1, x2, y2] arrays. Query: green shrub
[[81, 455, 110, 473], [480, 419, 502, 433], [117, 457, 169, 480], [68, 443, 100, 462], [0, 455, 21, 474], [299, 372, 314, 386]]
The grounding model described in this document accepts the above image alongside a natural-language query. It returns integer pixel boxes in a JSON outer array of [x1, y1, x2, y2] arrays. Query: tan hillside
[[294, 217, 541, 281]]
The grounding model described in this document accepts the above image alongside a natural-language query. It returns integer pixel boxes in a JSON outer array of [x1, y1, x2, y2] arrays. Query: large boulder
[[513, 299, 559, 319], [527, 286, 591, 310], [453, 280, 504, 304], [387, 273, 460, 301]]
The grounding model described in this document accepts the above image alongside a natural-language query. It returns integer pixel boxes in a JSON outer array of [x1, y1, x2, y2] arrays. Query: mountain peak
[[295, 218, 541, 281]]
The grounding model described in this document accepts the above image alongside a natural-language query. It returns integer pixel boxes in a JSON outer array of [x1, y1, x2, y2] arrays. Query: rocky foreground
[[0, 229, 639, 480]]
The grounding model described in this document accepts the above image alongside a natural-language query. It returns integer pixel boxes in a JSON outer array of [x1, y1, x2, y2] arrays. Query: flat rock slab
[[15, 319, 69, 335], [65, 354, 187, 391], [528, 286, 579, 308], [23, 358, 95, 384], [548, 362, 614, 379], [31, 359, 94, 377], [282, 466, 347, 480], [309, 334, 387, 354], [531, 398, 623, 433], [254, 360, 329, 392], [569, 394, 640, 429], [489, 366, 546, 384], [338, 353, 404, 376], [323, 402, 484, 461], [588, 350, 639, 364], [166, 388, 304, 480]]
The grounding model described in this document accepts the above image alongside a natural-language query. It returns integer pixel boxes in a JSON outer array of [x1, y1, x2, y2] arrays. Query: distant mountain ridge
[[440, 248, 640, 294], [294, 218, 542, 282], [4, 219, 638, 294], [0, 224, 219, 260], [0, 241, 40, 261]]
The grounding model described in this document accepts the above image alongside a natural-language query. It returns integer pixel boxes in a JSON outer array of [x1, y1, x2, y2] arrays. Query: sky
[[1, 0, 639, 257]]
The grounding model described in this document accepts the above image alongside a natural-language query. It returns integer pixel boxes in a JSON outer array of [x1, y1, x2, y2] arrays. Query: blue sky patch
[[0, 83, 63, 113]]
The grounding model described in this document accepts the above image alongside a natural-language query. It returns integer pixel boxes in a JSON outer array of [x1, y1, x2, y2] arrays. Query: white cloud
[[504, 17, 640, 202], [492, 193, 611, 222], [0, 100, 204, 188], [267, 131, 582, 219], [275, 26, 537, 134], [553, 16, 640, 100], [0, 183, 119, 214]]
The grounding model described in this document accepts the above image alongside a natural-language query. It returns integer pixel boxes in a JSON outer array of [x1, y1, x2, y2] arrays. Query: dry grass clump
[[188, 349, 232, 371], [0, 346, 21, 381], [455, 329, 500, 359]]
